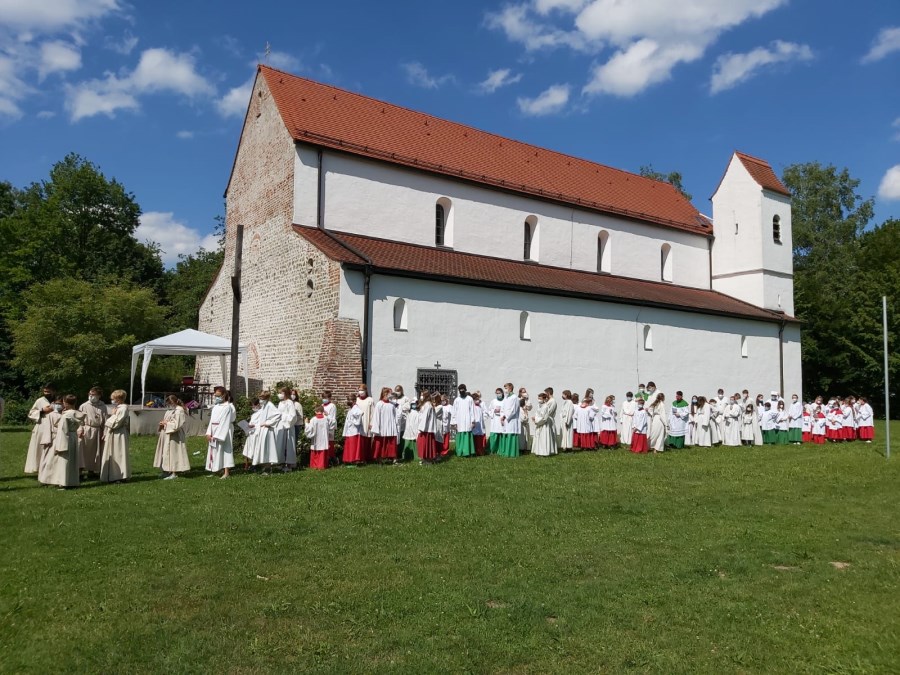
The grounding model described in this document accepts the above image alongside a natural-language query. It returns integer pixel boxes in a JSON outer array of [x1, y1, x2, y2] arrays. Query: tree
[[11, 278, 167, 397], [781, 162, 875, 397], [639, 164, 692, 202]]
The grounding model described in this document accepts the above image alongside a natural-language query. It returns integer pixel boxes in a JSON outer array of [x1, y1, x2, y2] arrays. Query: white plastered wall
[[339, 269, 801, 400], [295, 148, 711, 288]]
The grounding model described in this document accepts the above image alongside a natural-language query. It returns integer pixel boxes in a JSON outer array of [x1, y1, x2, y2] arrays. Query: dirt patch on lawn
[[830, 561, 851, 570]]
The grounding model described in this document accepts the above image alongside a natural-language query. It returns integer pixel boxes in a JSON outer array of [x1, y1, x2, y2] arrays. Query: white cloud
[[0, 0, 121, 32], [878, 165, 900, 201], [489, 0, 788, 97], [37, 110, 55, 119], [862, 26, 900, 63], [136, 211, 219, 267], [517, 83, 570, 116], [264, 50, 301, 72], [65, 47, 215, 121], [710, 40, 813, 94], [176, 130, 194, 139], [216, 76, 253, 118], [0, 54, 31, 120], [38, 40, 82, 80], [402, 61, 454, 89], [478, 68, 523, 93]]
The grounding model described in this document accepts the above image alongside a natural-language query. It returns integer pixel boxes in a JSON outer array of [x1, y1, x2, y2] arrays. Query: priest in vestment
[[531, 392, 558, 457], [666, 391, 689, 449], [77, 387, 107, 474], [648, 392, 668, 452]]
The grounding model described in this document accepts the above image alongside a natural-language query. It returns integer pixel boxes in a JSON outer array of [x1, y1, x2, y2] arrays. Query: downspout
[[707, 234, 714, 290], [315, 146, 372, 384], [778, 318, 786, 396]]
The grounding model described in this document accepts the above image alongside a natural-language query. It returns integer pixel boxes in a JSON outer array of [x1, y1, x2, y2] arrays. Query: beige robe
[[39, 409, 84, 487], [153, 407, 191, 473], [24, 396, 53, 473], [77, 400, 107, 473], [101, 404, 130, 482]]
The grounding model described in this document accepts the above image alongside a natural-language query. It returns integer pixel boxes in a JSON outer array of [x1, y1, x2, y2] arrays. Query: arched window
[[772, 215, 782, 243], [520, 311, 531, 341], [435, 197, 453, 247], [741, 335, 748, 358], [393, 298, 408, 332], [523, 215, 538, 261], [597, 230, 610, 273], [660, 243, 673, 282], [643, 324, 653, 351]]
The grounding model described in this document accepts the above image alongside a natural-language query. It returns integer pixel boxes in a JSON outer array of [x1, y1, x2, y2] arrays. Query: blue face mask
[[214, 396, 222, 404]]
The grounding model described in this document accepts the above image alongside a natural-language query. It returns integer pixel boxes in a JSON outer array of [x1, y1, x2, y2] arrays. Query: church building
[[197, 65, 801, 400]]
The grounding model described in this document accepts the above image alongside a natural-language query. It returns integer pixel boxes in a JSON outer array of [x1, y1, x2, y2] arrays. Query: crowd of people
[[22, 380, 877, 488]]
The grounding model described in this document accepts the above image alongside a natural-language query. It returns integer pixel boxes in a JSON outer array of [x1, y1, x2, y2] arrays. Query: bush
[[0, 395, 32, 426]]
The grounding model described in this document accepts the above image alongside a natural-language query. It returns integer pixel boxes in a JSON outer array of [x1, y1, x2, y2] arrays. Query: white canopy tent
[[130, 329, 248, 405]]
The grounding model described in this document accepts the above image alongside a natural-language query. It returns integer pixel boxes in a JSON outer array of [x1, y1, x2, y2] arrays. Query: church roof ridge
[[734, 151, 791, 196], [293, 224, 797, 325], [259, 65, 710, 235]]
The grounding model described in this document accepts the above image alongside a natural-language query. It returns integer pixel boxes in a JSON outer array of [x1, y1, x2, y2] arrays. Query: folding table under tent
[[130, 329, 248, 405]]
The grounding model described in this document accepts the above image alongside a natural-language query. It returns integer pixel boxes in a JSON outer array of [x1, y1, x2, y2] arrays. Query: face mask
[[691, 398, 698, 404], [523, 394, 529, 400], [792, 398, 798, 403], [358, 391, 366, 397], [277, 393, 285, 401], [322, 398, 329, 404], [89, 396, 99, 404], [458, 390, 466, 397], [496, 393, 503, 400], [626, 396, 633, 401], [214, 396, 222, 404], [290, 394, 296, 401], [52, 403, 62, 412], [648, 388, 655, 394], [394, 390, 402, 396], [252, 406, 260, 411]]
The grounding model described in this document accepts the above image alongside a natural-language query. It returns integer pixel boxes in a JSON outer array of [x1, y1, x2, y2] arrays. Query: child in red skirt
[[630, 400, 649, 453], [305, 405, 334, 470]]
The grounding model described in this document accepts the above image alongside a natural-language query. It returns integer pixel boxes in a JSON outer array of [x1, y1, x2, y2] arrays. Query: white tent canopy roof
[[130, 329, 248, 404]]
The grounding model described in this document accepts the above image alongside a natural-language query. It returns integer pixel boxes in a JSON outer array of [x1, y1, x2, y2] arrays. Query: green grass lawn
[[1, 423, 899, 674]]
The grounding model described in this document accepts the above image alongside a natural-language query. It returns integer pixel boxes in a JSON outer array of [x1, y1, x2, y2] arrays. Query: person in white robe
[[741, 391, 764, 446], [497, 383, 521, 457], [741, 404, 756, 445], [275, 387, 298, 471], [471, 392, 487, 455], [708, 395, 722, 445], [629, 400, 650, 453], [723, 395, 742, 447], [572, 398, 596, 450], [306, 405, 336, 469], [402, 402, 421, 460], [518, 388, 533, 452], [242, 398, 262, 466], [531, 392, 558, 457], [788, 394, 804, 444], [856, 397, 874, 442], [450, 384, 477, 457], [322, 390, 337, 461], [24, 385, 56, 474], [291, 389, 305, 461], [205, 388, 236, 478], [543, 387, 558, 430], [619, 392, 636, 446], [371, 388, 400, 462], [714, 389, 728, 443], [101, 390, 130, 482], [249, 392, 281, 469], [393, 385, 410, 445], [355, 384, 375, 461], [666, 392, 689, 449], [153, 395, 191, 478], [486, 388, 506, 454], [648, 392, 668, 452], [39, 395, 84, 488], [342, 397, 366, 464], [416, 393, 439, 463], [559, 390, 575, 451], [599, 396, 618, 448], [695, 397, 712, 448], [77, 387, 107, 474]]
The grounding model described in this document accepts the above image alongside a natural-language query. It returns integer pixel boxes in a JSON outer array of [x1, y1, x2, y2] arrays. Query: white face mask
[[358, 390, 366, 397], [89, 396, 99, 404], [53, 404, 62, 412], [214, 396, 222, 404], [290, 394, 296, 401], [277, 393, 285, 400]]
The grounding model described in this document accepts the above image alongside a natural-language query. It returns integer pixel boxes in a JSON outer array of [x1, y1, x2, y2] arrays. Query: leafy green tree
[[11, 278, 166, 398], [164, 246, 224, 332], [639, 164, 692, 201], [782, 162, 875, 397]]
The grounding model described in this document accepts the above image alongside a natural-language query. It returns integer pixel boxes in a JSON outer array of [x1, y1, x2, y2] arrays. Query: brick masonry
[[197, 72, 363, 400]]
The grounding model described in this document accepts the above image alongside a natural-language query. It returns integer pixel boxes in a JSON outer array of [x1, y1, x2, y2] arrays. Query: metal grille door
[[415, 368, 458, 399]]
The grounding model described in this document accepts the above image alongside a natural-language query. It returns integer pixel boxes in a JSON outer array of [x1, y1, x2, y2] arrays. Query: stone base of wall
[[312, 317, 362, 402]]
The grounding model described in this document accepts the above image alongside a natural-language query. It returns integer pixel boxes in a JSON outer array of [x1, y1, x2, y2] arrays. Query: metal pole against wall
[[229, 225, 244, 395], [884, 296, 890, 460]]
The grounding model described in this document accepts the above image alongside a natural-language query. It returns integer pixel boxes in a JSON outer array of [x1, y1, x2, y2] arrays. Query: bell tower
[[710, 151, 794, 315]]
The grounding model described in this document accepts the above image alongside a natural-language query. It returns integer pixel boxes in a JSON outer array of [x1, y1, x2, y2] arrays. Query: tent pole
[[229, 224, 244, 395]]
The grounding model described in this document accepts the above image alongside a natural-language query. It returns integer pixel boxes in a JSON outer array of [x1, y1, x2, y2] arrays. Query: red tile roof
[[260, 65, 710, 235], [735, 151, 790, 196], [294, 225, 796, 324]]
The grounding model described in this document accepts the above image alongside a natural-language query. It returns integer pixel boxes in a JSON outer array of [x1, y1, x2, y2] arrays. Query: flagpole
[[884, 296, 890, 460]]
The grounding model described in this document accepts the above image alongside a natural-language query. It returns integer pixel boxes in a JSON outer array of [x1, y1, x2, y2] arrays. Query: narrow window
[[436, 197, 453, 247], [643, 325, 653, 351], [435, 203, 445, 246], [520, 311, 531, 341], [741, 335, 748, 358], [597, 230, 610, 273], [660, 243, 673, 282], [306, 279, 314, 298], [394, 298, 408, 331], [523, 221, 532, 260], [773, 215, 781, 244]]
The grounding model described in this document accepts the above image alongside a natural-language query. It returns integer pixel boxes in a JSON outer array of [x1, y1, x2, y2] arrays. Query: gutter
[[315, 147, 373, 385]]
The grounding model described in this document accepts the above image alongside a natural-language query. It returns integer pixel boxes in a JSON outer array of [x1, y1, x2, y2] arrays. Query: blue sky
[[1, 0, 898, 265]]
